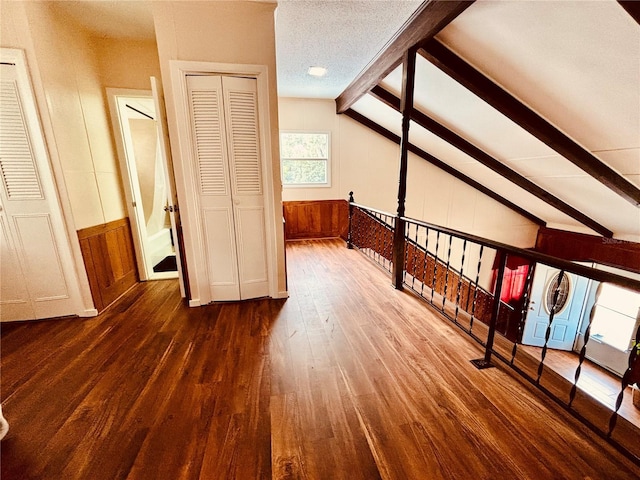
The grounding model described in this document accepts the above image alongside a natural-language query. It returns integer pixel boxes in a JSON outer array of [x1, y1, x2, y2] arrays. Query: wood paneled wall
[[283, 200, 349, 240], [78, 218, 138, 312], [535, 227, 640, 274]]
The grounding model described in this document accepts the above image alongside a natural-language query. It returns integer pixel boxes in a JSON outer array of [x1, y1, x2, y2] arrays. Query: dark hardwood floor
[[1, 238, 639, 479]]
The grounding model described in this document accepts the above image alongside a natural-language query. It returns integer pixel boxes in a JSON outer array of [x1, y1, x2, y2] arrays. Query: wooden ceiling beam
[[335, 0, 473, 114], [370, 85, 613, 237], [419, 39, 640, 207], [618, 1, 640, 25], [343, 108, 546, 227]]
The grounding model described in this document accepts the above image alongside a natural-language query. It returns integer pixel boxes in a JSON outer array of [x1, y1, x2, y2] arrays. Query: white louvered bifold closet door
[[186, 74, 268, 301], [0, 63, 79, 321]]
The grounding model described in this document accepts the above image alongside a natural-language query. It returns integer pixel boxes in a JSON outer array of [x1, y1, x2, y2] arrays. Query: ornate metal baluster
[[403, 221, 411, 283], [352, 207, 359, 250], [430, 231, 441, 305], [387, 215, 394, 272], [410, 223, 419, 290], [454, 239, 468, 324], [469, 245, 484, 334], [607, 319, 640, 438], [357, 208, 364, 250], [367, 213, 373, 256], [372, 213, 380, 263], [420, 227, 430, 297], [510, 262, 534, 365], [442, 234, 453, 313], [569, 281, 599, 407], [382, 214, 388, 269], [536, 269, 565, 383], [347, 192, 354, 249]]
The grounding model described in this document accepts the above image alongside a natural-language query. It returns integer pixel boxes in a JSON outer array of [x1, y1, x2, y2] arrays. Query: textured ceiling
[[275, 0, 422, 98]]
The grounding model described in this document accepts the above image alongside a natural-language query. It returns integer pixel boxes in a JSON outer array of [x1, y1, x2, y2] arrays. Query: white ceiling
[[274, 0, 422, 98]]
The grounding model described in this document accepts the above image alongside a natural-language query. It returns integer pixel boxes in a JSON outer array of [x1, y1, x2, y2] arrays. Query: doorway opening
[[108, 89, 178, 281], [521, 263, 640, 426]]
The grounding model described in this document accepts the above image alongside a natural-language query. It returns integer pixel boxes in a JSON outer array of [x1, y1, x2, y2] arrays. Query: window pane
[[589, 283, 640, 351], [282, 159, 327, 185], [597, 283, 640, 318], [281, 133, 328, 159], [590, 306, 637, 351]]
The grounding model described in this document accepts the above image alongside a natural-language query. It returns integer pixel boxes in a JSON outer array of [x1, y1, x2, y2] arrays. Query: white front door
[[522, 265, 589, 350], [0, 60, 81, 321], [186, 74, 268, 301]]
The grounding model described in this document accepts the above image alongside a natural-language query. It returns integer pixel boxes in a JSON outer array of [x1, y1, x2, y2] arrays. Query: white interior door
[[151, 76, 186, 297], [522, 265, 589, 350], [0, 61, 81, 321], [186, 74, 268, 301]]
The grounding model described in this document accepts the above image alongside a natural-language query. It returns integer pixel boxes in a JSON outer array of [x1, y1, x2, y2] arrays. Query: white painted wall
[[279, 97, 539, 249]]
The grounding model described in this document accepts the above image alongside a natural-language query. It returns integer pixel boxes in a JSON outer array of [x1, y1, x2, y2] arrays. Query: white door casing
[[522, 264, 589, 350], [0, 53, 84, 321], [170, 61, 278, 305]]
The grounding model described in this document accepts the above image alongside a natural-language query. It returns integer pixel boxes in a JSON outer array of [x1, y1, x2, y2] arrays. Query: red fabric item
[[492, 254, 531, 304]]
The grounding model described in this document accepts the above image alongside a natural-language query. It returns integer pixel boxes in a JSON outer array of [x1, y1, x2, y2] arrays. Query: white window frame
[[280, 131, 331, 188]]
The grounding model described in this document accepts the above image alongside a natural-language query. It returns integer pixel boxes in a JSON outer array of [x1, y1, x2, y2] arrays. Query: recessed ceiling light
[[308, 66, 327, 77]]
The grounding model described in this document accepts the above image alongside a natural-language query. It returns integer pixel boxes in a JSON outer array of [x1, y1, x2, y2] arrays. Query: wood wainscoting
[[283, 199, 349, 240], [536, 227, 640, 274], [78, 218, 138, 312]]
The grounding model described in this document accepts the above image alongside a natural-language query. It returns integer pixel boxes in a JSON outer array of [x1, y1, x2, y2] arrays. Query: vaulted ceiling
[[336, 0, 640, 241]]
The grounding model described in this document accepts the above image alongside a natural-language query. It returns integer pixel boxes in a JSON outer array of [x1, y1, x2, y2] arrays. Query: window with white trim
[[280, 132, 330, 187]]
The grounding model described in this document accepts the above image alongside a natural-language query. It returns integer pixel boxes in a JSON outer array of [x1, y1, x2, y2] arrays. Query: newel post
[[347, 191, 354, 249], [391, 46, 417, 290]]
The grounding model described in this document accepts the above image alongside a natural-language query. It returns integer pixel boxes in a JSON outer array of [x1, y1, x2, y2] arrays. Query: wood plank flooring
[[1, 238, 639, 479]]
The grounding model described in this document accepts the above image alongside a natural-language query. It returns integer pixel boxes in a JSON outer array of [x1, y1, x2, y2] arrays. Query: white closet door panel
[[221, 76, 269, 300], [187, 75, 230, 197], [202, 207, 240, 301], [0, 78, 44, 200], [222, 76, 262, 196], [14, 214, 69, 301], [234, 205, 269, 298], [0, 215, 33, 321]]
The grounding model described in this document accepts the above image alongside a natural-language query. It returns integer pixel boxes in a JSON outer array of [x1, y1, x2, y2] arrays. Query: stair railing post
[[347, 191, 354, 249], [391, 46, 417, 290], [472, 250, 507, 369]]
